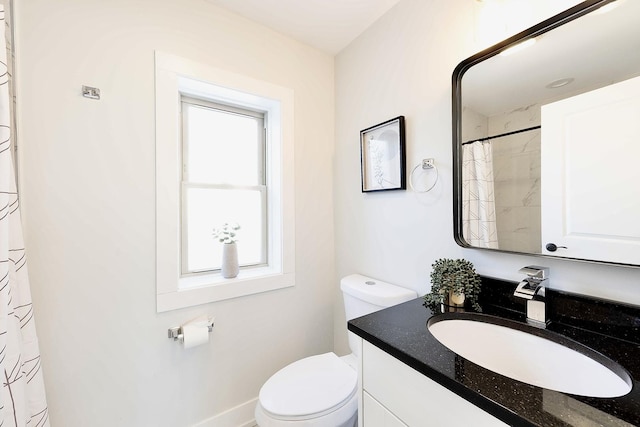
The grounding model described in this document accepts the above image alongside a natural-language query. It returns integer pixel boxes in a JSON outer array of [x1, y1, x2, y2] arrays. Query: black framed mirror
[[453, 0, 640, 266]]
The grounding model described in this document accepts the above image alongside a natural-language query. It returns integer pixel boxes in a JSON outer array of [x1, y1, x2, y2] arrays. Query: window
[[181, 98, 267, 274], [155, 52, 295, 312]]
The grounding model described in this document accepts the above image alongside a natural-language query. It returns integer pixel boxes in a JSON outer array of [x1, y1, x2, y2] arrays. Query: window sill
[[180, 265, 282, 290], [157, 268, 294, 312]]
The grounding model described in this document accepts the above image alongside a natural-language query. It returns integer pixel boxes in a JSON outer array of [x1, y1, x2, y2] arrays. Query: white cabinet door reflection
[[541, 75, 640, 264]]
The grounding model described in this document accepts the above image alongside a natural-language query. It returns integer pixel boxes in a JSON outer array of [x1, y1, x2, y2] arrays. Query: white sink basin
[[427, 314, 632, 398]]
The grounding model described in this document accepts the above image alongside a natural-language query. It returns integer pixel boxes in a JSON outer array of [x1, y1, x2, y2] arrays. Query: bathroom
[[5, 0, 639, 426]]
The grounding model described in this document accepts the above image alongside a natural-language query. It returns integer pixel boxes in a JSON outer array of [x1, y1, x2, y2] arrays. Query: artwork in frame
[[360, 116, 406, 192]]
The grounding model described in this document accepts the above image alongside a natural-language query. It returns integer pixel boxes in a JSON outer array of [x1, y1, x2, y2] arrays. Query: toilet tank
[[341, 274, 417, 356]]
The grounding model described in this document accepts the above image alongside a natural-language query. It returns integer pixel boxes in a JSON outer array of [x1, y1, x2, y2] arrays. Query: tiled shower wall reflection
[[462, 104, 541, 253], [489, 105, 541, 253]]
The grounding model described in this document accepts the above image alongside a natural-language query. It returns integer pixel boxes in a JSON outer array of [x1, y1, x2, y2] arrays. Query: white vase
[[221, 242, 239, 278]]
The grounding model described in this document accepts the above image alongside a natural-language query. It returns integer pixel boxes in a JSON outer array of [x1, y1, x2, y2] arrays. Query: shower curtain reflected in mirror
[[0, 5, 50, 426], [462, 141, 499, 249]]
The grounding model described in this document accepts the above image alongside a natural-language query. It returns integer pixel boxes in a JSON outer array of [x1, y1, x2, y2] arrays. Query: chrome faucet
[[514, 266, 549, 328]]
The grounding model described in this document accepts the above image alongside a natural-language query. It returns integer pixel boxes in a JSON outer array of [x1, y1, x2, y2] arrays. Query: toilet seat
[[258, 352, 357, 421]]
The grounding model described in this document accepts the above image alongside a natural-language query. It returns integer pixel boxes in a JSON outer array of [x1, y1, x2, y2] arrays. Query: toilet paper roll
[[182, 316, 210, 349]]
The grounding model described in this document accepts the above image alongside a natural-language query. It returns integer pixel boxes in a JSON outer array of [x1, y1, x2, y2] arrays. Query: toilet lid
[[259, 352, 357, 419]]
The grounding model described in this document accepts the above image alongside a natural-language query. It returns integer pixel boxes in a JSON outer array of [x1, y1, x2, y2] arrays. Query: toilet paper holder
[[167, 319, 215, 343]]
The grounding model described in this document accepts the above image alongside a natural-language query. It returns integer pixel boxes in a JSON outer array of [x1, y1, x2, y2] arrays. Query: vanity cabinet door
[[363, 392, 408, 427], [362, 341, 507, 427]]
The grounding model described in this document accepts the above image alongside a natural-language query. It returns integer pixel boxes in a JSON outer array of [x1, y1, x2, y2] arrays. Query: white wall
[[16, 0, 335, 426], [333, 0, 640, 354]]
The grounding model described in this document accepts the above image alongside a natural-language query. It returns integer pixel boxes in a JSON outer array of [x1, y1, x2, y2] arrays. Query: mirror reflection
[[454, 0, 640, 265]]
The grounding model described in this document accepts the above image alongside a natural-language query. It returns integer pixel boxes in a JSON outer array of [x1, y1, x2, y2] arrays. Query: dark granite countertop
[[347, 276, 640, 427]]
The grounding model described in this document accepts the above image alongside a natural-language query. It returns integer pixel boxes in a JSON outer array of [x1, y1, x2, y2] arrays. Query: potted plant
[[212, 223, 241, 278], [423, 258, 482, 312]]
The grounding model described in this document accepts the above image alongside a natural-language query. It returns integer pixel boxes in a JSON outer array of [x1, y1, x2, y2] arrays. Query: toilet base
[[255, 394, 357, 427]]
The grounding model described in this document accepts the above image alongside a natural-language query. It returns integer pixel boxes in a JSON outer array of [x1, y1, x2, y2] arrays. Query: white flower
[[212, 222, 241, 244]]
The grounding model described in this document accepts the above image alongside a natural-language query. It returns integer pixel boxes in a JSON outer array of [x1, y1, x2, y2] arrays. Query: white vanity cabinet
[[359, 340, 508, 427], [363, 392, 408, 427]]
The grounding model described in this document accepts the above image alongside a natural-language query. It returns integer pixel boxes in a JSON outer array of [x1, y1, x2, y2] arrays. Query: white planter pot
[[222, 242, 239, 278]]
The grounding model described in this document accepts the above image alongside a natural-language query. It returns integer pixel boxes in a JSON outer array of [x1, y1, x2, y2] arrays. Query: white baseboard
[[193, 398, 257, 427]]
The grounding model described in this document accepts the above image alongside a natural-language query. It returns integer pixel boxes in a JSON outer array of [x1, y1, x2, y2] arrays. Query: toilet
[[255, 274, 417, 426]]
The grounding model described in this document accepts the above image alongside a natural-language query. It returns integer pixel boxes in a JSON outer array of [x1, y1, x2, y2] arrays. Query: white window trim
[[155, 51, 295, 313]]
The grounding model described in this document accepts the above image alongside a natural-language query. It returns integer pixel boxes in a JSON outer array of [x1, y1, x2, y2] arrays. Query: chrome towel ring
[[409, 158, 438, 193]]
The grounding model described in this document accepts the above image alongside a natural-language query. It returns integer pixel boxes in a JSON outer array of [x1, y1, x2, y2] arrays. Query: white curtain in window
[[462, 141, 499, 249], [0, 6, 50, 426]]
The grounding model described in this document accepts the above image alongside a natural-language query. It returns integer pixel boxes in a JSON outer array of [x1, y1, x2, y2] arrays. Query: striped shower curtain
[[0, 6, 50, 427], [462, 141, 499, 249]]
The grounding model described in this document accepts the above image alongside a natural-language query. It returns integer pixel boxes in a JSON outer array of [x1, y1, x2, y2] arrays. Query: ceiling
[[204, 0, 402, 55]]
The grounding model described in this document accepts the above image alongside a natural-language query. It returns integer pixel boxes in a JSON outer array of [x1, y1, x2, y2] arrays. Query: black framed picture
[[360, 116, 406, 192]]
